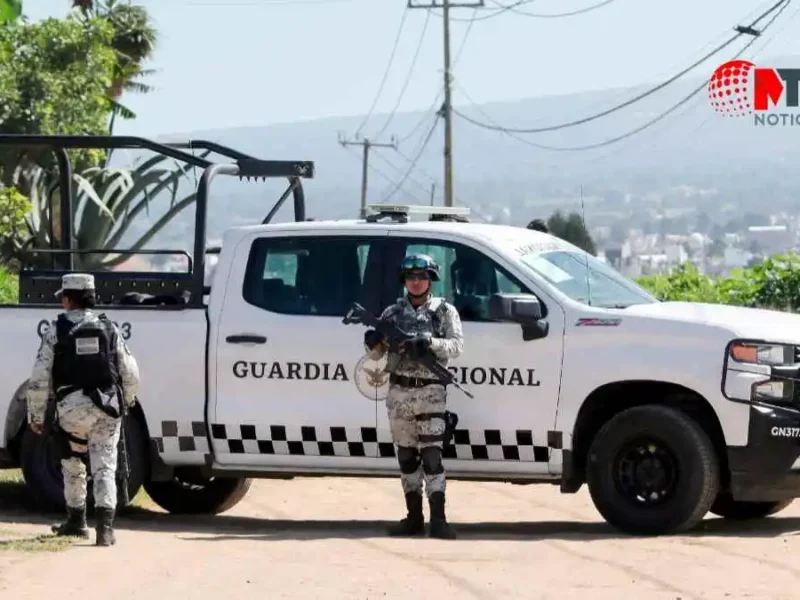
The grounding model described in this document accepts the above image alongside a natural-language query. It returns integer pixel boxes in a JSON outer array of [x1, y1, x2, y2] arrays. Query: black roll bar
[[0, 133, 315, 305], [162, 140, 307, 223]]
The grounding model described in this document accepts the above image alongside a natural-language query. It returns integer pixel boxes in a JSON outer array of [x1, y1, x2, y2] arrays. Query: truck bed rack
[[0, 134, 315, 308]]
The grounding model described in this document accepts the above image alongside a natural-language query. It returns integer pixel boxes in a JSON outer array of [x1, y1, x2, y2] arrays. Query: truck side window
[[243, 236, 375, 316], [401, 241, 538, 322]]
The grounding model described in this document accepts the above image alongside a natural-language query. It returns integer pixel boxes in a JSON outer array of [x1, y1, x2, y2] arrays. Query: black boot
[[95, 507, 116, 547], [387, 492, 425, 537], [428, 491, 456, 540], [51, 505, 89, 539]]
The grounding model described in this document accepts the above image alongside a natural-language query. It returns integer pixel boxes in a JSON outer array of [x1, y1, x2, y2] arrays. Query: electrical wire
[[372, 148, 437, 197], [352, 7, 410, 138], [452, 0, 790, 135], [341, 145, 424, 204], [453, 0, 792, 152], [382, 115, 440, 202], [489, 0, 617, 18], [583, 0, 800, 169], [428, 0, 538, 23], [373, 9, 432, 140]]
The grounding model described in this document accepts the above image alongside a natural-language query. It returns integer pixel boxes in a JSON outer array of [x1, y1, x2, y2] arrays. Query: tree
[[0, 15, 117, 177], [71, 0, 157, 134], [0, 184, 30, 268], [547, 210, 597, 255], [0, 0, 22, 24]]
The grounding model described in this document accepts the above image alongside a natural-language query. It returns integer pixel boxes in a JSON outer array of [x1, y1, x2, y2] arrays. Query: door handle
[[226, 334, 267, 344]]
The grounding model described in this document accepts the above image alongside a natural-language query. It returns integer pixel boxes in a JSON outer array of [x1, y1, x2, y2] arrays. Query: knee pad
[[420, 446, 444, 475], [397, 446, 421, 474]]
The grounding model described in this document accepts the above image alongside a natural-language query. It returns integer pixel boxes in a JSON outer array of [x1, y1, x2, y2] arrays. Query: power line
[[382, 114, 440, 202], [371, 147, 438, 197], [408, 0, 485, 207], [352, 7, 410, 138], [451, 0, 790, 135], [338, 134, 399, 217], [488, 0, 617, 18], [453, 0, 792, 153], [373, 8, 433, 140], [341, 145, 425, 204], [428, 0, 535, 22]]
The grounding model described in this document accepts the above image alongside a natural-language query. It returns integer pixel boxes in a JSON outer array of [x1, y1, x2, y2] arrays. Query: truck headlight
[[729, 341, 795, 366]]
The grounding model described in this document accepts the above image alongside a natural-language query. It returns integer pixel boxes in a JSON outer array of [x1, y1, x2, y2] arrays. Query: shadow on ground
[[2, 475, 800, 542]]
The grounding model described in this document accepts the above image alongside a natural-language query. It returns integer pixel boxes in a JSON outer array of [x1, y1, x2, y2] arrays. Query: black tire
[[19, 415, 149, 514], [143, 470, 251, 515], [586, 404, 720, 536], [710, 494, 794, 520]]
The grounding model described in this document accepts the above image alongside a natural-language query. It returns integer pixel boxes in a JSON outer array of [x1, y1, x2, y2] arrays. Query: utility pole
[[338, 133, 398, 218], [408, 0, 484, 207]]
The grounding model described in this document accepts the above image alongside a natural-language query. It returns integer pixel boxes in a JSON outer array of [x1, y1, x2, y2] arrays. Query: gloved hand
[[364, 329, 385, 349], [401, 334, 431, 358]]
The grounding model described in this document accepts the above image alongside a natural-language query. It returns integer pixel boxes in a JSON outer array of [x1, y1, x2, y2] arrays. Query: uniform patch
[[75, 337, 100, 355]]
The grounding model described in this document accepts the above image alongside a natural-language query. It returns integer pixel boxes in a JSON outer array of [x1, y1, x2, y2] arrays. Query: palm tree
[[71, 0, 158, 134]]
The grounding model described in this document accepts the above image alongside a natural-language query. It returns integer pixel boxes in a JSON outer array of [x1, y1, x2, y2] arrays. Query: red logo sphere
[[708, 59, 755, 117]]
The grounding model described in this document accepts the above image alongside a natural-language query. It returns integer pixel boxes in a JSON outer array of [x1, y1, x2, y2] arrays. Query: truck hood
[[622, 301, 800, 343]]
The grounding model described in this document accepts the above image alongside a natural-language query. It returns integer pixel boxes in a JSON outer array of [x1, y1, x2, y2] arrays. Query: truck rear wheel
[[19, 414, 149, 513], [710, 494, 794, 520], [586, 404, 720, 536], [143, 469, 251, 515]]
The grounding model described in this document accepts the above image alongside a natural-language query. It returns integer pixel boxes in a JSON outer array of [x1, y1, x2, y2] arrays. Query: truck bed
[[0, 304, 208, 461]]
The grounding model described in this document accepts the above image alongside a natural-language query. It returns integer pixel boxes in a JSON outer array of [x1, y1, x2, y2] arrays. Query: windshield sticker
[[513, 241, 563, 256], [576, 317, 622, 327]]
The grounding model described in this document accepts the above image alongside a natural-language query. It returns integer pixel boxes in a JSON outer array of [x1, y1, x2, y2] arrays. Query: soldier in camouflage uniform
[[27, 273, 140, 546], [364, 254, 464, 539]]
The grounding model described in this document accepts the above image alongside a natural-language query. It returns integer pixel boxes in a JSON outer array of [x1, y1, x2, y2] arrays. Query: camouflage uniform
[[364, 254, 464, 539], [27, 273, 140, 546]]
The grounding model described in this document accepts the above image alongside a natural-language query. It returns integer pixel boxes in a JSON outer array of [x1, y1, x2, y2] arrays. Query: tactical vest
[[383, 297, 450, 377], [384, 297, 449, 338], [52, 312, 122, 418]]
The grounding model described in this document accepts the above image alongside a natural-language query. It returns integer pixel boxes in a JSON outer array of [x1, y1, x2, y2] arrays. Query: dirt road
[[0, 476, 799, 599]]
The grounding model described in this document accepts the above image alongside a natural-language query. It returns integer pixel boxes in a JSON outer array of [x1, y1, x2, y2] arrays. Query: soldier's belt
[[389, 374, 444, 388]]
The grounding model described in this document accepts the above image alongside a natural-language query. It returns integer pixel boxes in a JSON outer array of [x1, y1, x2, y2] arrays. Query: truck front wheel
[[710, 493, 794, 520], [586, 404, 720, 536], [143, 469, 251, 515]]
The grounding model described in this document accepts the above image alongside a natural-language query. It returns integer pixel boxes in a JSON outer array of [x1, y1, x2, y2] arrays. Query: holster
[[88, 385, 122, 419], [443, 410, 458, 448]]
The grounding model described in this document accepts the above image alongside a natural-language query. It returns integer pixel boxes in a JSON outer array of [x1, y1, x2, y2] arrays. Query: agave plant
[[5, 150, 210, 270]]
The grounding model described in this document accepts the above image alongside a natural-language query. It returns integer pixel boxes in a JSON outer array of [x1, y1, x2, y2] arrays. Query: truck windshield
[[518, 250, 657, 308]]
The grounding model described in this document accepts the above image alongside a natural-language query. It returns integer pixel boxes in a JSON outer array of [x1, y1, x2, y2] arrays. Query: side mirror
[[488, 293, 548, 341], [489, 293, 543, 322]]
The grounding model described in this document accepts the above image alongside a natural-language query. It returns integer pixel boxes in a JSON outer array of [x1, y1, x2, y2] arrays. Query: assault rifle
[[117, 396, 132, 506], [342, 302, 474, 399]]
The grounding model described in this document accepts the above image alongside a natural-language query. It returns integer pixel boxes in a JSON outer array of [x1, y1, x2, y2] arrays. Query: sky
[[25, 0, 800, 138]]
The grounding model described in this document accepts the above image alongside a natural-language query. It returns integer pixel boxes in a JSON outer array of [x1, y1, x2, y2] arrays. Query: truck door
[[208, 230, 387, 470], [375, 233, 565, 476]]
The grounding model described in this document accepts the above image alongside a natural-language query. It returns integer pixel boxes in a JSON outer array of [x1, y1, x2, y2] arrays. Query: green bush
[[636, 252, 800, 312], [0, 266, 17, 305]]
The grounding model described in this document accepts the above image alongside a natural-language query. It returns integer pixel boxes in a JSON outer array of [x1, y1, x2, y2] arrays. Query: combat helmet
[[399, 253, 440, 283]]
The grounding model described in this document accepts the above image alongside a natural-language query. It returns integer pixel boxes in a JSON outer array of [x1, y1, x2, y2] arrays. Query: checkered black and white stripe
[[152, 420, 210, 455], [151, 422, 564, 463]]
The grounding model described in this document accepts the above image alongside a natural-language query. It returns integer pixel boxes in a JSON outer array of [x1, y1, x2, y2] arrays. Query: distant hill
[[115, 52, 800, 251]]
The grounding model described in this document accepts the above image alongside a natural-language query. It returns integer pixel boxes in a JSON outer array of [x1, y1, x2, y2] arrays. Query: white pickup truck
[[3, 135, 800, 536]]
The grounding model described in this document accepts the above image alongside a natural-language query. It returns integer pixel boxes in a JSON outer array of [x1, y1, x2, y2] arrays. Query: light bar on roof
[[365, 203, 471, 216]]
